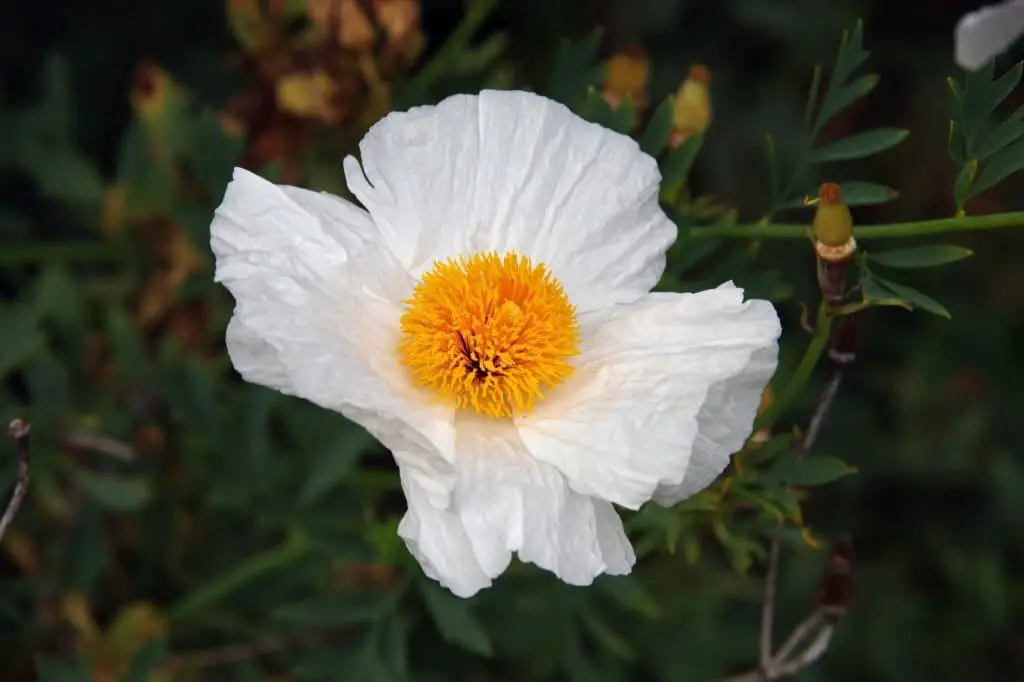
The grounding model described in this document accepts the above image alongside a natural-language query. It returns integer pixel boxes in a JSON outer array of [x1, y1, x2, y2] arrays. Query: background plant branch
[[688, 211, 1024, 241], [0, 419, 31, 544]]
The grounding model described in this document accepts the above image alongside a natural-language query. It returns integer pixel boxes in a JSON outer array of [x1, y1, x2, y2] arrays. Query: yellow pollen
[[399, 252, 580, 418]]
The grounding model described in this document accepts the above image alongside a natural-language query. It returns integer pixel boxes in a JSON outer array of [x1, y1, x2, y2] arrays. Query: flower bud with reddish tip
[[669, 64, 712, 149], [812, 183, 856, 303], [602, 45, 649, 114]]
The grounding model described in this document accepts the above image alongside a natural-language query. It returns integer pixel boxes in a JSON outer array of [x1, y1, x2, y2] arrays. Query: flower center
[[399, 252, 580, 418]]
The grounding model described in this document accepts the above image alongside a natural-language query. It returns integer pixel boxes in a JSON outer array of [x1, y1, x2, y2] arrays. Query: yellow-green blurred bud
[[670, 64, 712, 148], [812, 183, 855, 257]]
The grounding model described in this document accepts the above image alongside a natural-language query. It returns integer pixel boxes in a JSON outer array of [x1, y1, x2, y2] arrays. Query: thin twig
[[758, 533, 781, 670], [164, 637, 291, 670], [164, 629, 344, 671], [773, 610, 824, 663], [63, 431, 135, 461], [800, 369, 843, 453], [774, 624, 835, 677], [0, 419, 31, 543]]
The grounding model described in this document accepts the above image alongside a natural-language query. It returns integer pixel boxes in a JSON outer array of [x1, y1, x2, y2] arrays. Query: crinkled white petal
[[212, 168, 457, 505], [955, 0, 1024, 70], [342, 89, 676, 313], [652, 344, 779, 506], [398, 415, 634, 598], [516, 283, 780, 510]]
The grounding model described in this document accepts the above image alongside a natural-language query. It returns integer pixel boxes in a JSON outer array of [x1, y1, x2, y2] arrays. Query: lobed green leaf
[[809, 128, 908, 162], [870, 273, 952, 318], [638, 95, 675, 157], [868, 245, 973, 269]]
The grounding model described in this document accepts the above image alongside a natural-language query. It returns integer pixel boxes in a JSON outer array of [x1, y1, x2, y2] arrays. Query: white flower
[[211, 90, 781, 597], [955, 0, 1024, 71]]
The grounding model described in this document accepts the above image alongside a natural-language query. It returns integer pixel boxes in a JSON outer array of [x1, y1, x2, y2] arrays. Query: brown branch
[[0, 419, 31, 543], [724, 313, 861, 682]]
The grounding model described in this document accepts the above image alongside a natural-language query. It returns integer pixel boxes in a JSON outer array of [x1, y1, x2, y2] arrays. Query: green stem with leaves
[[755, 303, 834, 431], [689, 211, 1024, 241]]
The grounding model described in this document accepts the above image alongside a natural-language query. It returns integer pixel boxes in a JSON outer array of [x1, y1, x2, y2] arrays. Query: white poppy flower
[[955, 0, 1024, 71], [211, 89, 781, 598]]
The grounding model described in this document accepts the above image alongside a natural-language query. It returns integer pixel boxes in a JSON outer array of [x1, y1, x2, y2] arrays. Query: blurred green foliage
[[1, 0, 1023, 681]]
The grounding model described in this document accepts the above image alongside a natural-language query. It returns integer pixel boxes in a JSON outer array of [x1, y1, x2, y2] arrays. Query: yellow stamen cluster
[[399, 252, 580, 418]]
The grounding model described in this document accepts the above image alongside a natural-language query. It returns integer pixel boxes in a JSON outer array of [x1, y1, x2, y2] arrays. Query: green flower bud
[[812, 183, 854, 248]]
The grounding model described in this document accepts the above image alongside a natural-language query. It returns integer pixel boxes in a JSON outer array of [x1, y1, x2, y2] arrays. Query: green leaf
[[961, 62, 1021, 153], [453, 33, 509, 79], [660, 132, 704, 191], [298, 427, 373, 506], [106, 309, 151, 383], [954, 158, 978, 210], [545, 28, 605, 108], [25, 356, 72, 430], [868, 245, 973, 269], [809, 128, 908, 162], [639, 96, 675, 157], [816, 74, 877, 130], [33, 267, 85, 330], [392, 0, 498, 107], [17, 147, 104, 206], [766, 455, 857, 487], [782, 179, 897, 205], [836, 181, 898, 206], [72, 468, 153, 511], [596, 576, 660, 618], [117, 121, 174, 213], [421, 582, 493, 656], [870, 273, 952, 319], [948, 120, 965, 166], [832, 21, 868, 88], [813, 22, 873, 130], [978, 61, 1022, 120], [575, 87, 618, 129], [665, 511, 683, 553], [671, 236, 722, 274], [734, 269, 794, 302], [781, 181, 898, 209], [607, 96, 638, 135], [581, 608, 635, 660], [947, 76, 964, 101], [972, 137, 1024, 195], [182, 110, 245, 201], [0, 304, 45, 378], [975, 104, 1024, 159], [803, 65, 823, 128], [274, 593, 394, 626]]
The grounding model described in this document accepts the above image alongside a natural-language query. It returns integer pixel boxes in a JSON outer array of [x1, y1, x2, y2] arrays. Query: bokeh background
[[1, 0, 1022, 680]]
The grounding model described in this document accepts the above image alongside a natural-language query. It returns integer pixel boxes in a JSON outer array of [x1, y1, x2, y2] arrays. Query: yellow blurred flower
[[670, 64, 712, 149], [601, 46, 649, 113], [61, 596, 168, 682], [275, 70, 344, 124]]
